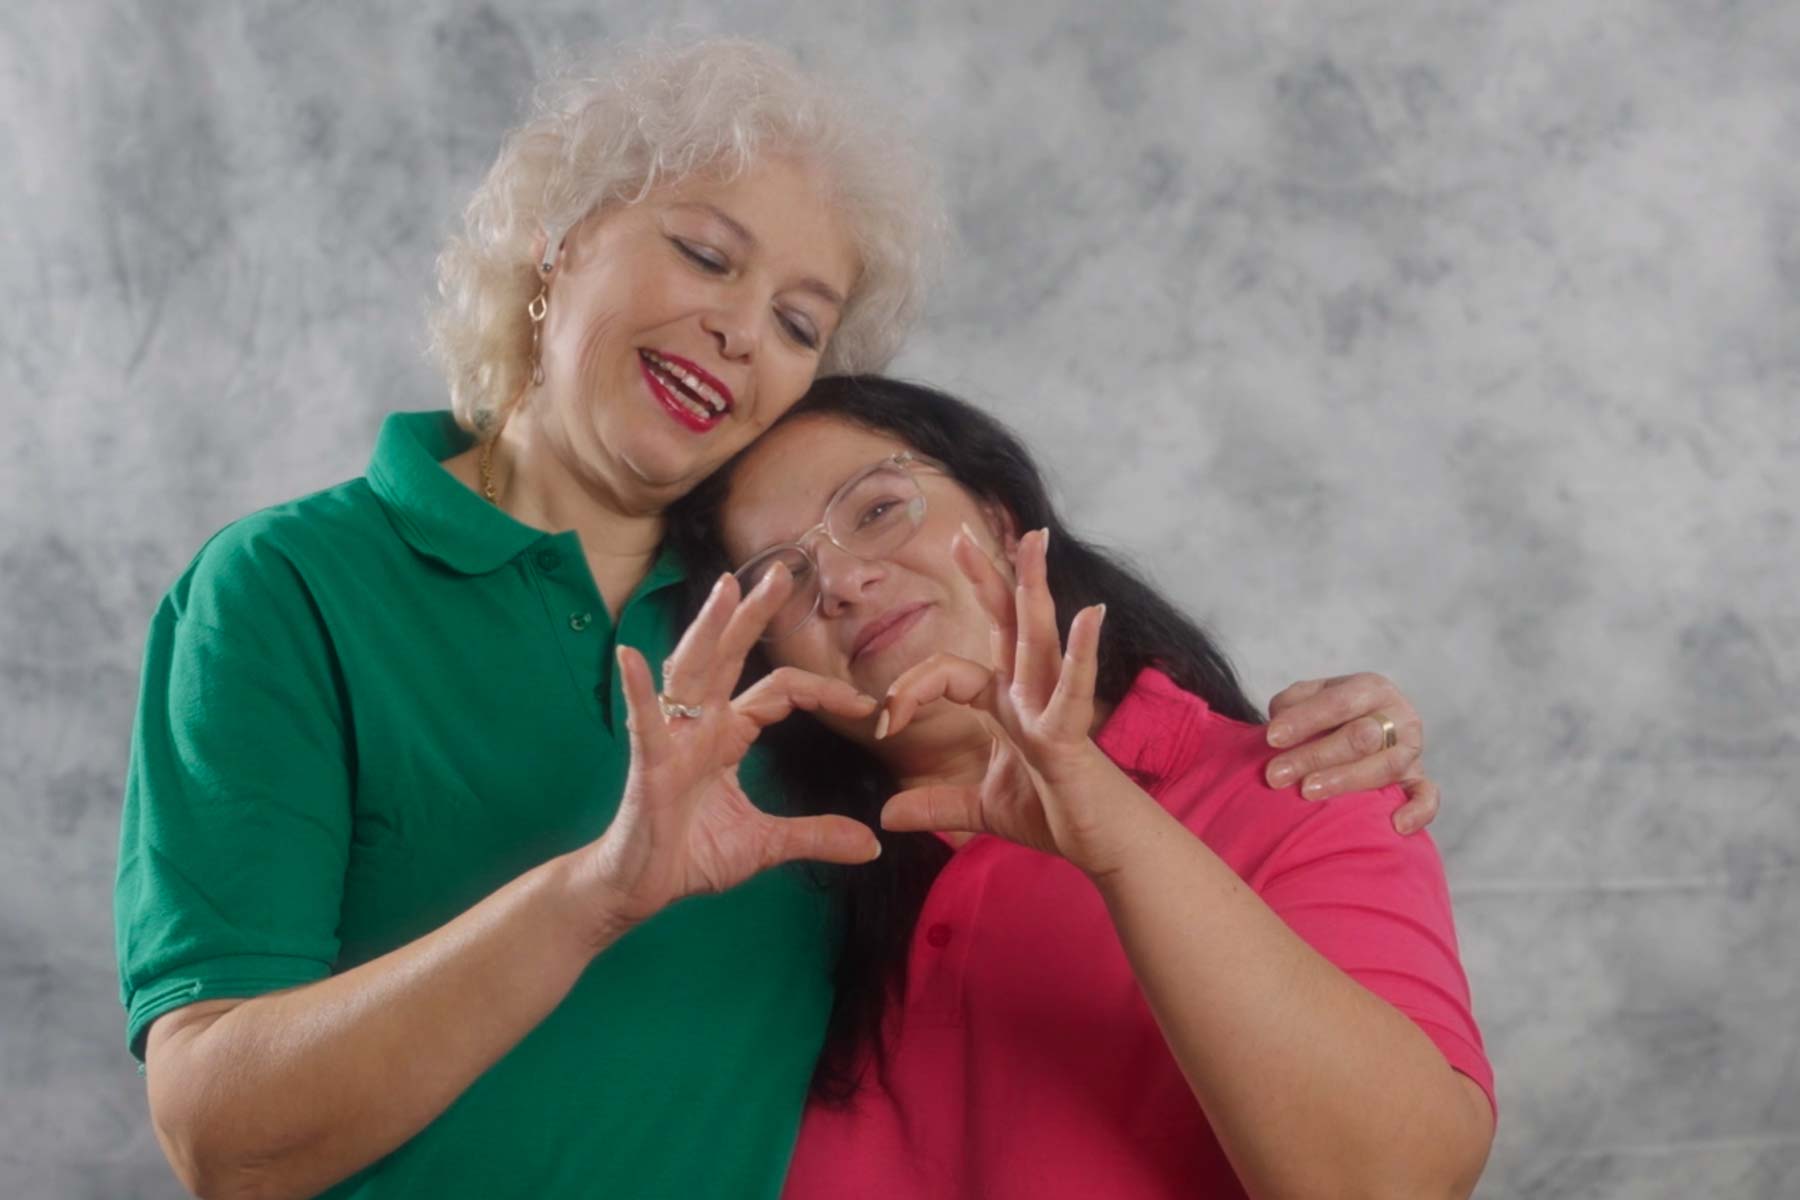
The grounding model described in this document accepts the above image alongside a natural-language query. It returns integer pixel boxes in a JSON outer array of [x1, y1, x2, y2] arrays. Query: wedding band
[[658, 694, 704, 720], [1372, 712, 1398, 750]]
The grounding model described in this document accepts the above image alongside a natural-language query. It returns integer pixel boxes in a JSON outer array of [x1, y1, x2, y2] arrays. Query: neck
[[488, 407, 665, 567]]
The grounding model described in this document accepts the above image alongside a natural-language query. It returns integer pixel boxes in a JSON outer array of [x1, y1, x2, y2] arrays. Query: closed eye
[[779, 309, 820, 351], [672, 238, 728, 274]]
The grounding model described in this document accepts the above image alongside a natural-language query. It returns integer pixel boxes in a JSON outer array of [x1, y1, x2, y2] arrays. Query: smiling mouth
[[851, 602, 932, 662], [639, 349, 733, 430]]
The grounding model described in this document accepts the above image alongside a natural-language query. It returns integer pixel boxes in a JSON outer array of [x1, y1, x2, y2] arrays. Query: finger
[[878, 653, 996, 741], [1391, 777, 1441, 836], [1264, 672, 1414, 750], [1011, 529, 1061, 711], [617, 645, 673, 763], [879, 784, 985, 835], [762, 813, 882, 868], [1265, 676, 1337, 728], [1268, 708, 1423, 791], [661, 574, 742, 705], [709, 562, 796, 692], [954, 523, 1017, 678], [1296, 742, 1424, 802], [733, 667, 879, 728], [1042, 603, 1104, 736]]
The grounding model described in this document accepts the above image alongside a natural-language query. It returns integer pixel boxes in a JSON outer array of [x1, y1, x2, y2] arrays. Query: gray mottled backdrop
[[4, 1, 1796, 1196]]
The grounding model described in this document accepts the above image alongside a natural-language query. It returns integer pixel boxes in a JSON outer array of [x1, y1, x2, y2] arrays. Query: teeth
[[644, 351, 727, 414]]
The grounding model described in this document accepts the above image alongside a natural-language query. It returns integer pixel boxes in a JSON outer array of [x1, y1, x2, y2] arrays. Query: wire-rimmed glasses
[[732, 451, 941, 640]]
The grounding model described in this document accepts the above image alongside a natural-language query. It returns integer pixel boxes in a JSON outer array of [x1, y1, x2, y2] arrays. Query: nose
[[814, 540, 886, 617], [701, 289, 759, 362]]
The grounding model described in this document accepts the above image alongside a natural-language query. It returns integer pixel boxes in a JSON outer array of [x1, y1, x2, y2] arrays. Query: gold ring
[[1373, 712, 1398, 750]]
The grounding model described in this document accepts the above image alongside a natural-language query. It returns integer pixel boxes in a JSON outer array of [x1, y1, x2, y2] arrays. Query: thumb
[[880, 785, 984, 835], [763, 814, 883, 869]]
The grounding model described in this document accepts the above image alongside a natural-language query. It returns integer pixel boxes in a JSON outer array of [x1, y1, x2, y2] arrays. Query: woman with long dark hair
[[657, 375, 1494, 1198]]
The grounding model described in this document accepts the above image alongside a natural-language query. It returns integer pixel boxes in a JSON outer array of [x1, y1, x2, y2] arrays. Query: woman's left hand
[[1262, 673, 1438, 835], [874, 528, 1153, 878]]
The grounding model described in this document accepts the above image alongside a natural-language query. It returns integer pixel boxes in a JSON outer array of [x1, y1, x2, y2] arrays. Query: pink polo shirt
[[783, 667, 1493, 1199]]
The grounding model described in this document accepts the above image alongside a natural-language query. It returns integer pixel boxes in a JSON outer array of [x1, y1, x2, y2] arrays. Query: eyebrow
[[672, 202, 848, 309]]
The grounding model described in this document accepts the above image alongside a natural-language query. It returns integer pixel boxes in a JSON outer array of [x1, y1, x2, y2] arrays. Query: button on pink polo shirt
[[783, 668, 1493, 1199]]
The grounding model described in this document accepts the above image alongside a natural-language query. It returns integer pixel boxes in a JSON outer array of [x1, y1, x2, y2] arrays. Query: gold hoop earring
[[528, 287, 548, 385]]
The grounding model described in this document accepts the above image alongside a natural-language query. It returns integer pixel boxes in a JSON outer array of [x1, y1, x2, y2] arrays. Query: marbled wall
[[4, 2, 1796, 1196]]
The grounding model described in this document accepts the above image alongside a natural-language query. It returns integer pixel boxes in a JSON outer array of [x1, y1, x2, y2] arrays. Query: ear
[[977, 499, 1024, 568]]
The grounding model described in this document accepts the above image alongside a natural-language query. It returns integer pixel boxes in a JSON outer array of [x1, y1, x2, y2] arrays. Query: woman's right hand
[[578, 567, 884, 933]]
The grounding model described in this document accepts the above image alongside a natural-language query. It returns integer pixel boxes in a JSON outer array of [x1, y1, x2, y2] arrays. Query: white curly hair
[[428, 37, 943, 434]]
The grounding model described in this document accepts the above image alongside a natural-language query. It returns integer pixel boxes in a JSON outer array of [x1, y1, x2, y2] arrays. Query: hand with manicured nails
[[875, 528, 1156, 880], [587, 567, 884, 930]]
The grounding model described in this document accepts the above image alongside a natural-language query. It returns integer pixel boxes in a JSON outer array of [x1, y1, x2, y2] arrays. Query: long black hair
[[664, 375, 1261, 1103]]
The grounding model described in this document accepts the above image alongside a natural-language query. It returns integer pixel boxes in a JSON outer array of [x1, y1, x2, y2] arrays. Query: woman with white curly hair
[[115, 37, 1440, 1200]]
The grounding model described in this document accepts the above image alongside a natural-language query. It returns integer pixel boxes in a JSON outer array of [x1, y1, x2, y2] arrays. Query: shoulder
[[164, 478, 388, 628], [1153, 703, 1417, 881]]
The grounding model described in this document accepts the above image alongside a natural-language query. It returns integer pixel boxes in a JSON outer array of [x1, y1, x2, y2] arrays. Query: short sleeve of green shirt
[[115, 411, 841, 1199], [115, 517, 355, 1054]]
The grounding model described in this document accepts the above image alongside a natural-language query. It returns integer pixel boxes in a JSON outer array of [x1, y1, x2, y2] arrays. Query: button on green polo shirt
[[115, 411, 839, 1199]]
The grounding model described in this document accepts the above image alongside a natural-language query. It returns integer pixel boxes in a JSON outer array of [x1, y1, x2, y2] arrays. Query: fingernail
[[1268, 763, 1296, 788], [1394, 817, 1416, 836], [959, 520, 978, 544], [1302, 778, 1326, 801], [874, 710, 890, 740], [1266, 723, 1291, 748]]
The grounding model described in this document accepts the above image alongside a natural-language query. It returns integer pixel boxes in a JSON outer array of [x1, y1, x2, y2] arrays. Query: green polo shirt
[[115, 410, 839, 1199]]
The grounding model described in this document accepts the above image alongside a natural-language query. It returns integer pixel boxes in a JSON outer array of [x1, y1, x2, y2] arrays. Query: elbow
[[160, 1151, 298, 1200], [1352, 1098, 1493, 1200], [1315, 1162, 1481, 1200], [150, 1125, 248, 1200], [150, 1091, 304, 1200]]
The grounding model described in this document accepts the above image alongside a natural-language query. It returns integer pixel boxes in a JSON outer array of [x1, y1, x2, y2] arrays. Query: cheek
[[755, 357, 823, 422], [571, 311, 621, 385], [765, 627, 841, 680]]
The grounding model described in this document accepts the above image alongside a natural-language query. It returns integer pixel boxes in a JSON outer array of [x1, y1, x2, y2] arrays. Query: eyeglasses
[[732, 451, 942, 640]]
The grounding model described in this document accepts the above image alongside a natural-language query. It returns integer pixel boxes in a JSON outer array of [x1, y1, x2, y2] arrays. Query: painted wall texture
[[4, 2, 1796, 1196]]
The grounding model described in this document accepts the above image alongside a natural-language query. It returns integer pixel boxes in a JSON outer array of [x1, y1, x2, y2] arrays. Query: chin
[[613, 424, 732, 492]]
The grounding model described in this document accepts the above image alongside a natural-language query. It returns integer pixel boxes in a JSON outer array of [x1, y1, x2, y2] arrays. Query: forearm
[[149, 850, 627, 1200], [1088, 792, 1489, 1200]]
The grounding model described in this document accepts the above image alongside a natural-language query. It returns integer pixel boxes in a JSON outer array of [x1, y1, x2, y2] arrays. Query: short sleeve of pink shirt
[[783, 668, 1492, 1200]]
